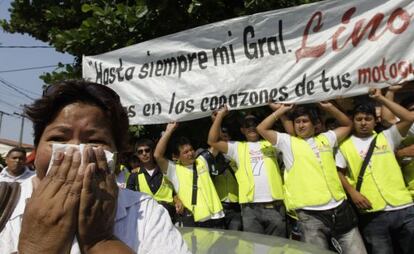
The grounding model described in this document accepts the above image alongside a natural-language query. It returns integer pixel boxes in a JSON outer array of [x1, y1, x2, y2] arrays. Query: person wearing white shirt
[[257, 102, 366, 254], [0, 80, 189, 254], [154, 122, 225, 228], [0, 147, 34, 183], [208, 110, 286, 236], [337, 89, 414, 254], [0, 175, 189, 254]]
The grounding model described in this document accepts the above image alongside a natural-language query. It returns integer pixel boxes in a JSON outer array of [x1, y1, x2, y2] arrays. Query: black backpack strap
[[191, 161, 198, 206], [126, 168, 144, 192], [197, 149, 216, 175], [126, 172, 138, 191], [356, 135, 378, 192]]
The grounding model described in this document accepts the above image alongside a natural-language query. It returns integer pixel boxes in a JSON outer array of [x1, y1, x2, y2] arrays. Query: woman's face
[[34, 102, 116, 179]]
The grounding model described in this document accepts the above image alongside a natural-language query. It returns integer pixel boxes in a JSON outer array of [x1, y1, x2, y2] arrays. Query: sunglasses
[[42, 81, 120, 101], [137, 148, 151, 155]]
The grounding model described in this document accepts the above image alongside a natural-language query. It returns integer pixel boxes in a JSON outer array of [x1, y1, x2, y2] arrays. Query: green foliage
[[2, 0, 320, 81], [1, 0, 320, 147]]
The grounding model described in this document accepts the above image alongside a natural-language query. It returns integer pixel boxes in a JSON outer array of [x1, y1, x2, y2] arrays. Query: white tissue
[[47, 143, 115, 175]]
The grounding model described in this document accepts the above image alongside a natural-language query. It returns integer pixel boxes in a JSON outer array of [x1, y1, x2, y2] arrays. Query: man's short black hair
[[289, 105, 319, 125], [135, 138, 155, 151], [352, 101, 376, 118], [6, 147, 26, 157], [172, 136, 193, 156], [401, 97, 414, 110]]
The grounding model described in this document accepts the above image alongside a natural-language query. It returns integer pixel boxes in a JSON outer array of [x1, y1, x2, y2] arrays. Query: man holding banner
[[337, 89, 414, 254], [257, 102, 366, 253], [154, 122, 225, 228], [208, 111, 286, 236]]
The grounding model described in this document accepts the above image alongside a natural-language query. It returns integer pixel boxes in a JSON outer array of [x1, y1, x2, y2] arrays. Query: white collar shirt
[[0, 166, 35, 183], [0, 176, 190, 254]]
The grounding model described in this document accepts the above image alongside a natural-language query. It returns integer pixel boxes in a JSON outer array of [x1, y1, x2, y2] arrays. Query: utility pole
[[14, 112, 25, 147], [0, 110, 11, 137]]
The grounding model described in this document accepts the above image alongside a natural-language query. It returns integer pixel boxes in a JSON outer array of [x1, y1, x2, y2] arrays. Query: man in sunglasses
[[208, 109, 286, 236], [127, 138, 183, 222]]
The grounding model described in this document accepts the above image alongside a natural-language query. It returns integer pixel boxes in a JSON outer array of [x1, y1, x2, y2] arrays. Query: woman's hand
[[77, 146, 119, 253], [18, 148, 83, 254]]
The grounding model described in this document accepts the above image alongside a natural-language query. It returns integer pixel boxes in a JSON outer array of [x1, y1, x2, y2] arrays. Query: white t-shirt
[[336, 125, 413, 211], [226, 141, 275, 203], [0, 166, 35, 183], [166, 158, 225, 221], [275, 130, 343, 210], [409, 123, 414, 136], [0, 176, 190, 254]]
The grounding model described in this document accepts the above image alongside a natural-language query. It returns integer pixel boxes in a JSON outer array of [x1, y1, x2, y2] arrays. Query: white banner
[[83, 0, 414, 125]]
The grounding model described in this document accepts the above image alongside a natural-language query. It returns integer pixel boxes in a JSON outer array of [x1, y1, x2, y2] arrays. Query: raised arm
[[257, 103, 293, 145], [207, 106, 229, 154], [381, 85, 403, 126], [269, 103, 295, 136], [370, 88, 414, 136], [154, 122, 178, 174], [318, 101, 352, 143]]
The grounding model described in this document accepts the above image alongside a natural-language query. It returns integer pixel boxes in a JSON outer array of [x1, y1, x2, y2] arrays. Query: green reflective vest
[[176, 157, 223, 222], [339, 133, 412, 212], [213, 160, 239, 203], [136, 169, 174, 203], [400, 135, 414, 197], [284, 135, 346, 210], [235, 140, 284, 203]]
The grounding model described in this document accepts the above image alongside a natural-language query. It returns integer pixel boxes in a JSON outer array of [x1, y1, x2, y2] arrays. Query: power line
[[0, 77, 42, 97], [0, 98, 24, 112], [0, 45, 53, 48], [0, 87, 30, 101], [0, 78, 35, 100], [0, 64, 66, 73]]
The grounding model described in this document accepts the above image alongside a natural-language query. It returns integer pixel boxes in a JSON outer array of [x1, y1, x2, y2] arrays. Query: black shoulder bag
[[191, 161, 198, 206], [0, 182, 21, 232], [356, 135, 378, 192]]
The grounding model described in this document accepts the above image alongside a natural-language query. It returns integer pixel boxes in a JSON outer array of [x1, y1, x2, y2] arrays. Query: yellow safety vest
[[213, 160, 239, 203], [284, 135, 346, 210], [339, 133, 412, 212], [119, 164, 130, 181], [400, 136, 414, 197], [235, 141, 284, 203], [176, 157, 223, 222], [136, 170, 174, 203]]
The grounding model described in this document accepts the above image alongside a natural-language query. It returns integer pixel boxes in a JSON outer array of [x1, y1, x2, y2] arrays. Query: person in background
[[127, 138, 184, 222], [257, 102, 365, 254], [337, 88, 414, 254], [154, 122, 225, 228], [198, 123, 242, 231], [208, 108, 286, 236], [380, 85, 414, 196], [0, 80, 189, 253], [0, 147, 34, 183]]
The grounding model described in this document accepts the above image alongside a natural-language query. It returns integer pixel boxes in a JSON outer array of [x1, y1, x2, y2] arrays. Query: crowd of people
[[0, 79, 414, 254]]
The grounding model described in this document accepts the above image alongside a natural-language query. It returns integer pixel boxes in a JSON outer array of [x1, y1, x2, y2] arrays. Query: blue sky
[[0, 0, 74, 145]]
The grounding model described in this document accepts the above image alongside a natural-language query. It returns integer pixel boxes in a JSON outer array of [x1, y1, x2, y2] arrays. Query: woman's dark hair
[[352, 101, 376, 118], [24, 80, 129, 152], [289, 105, 319, 125]]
